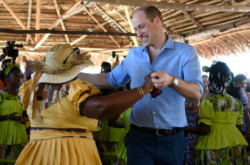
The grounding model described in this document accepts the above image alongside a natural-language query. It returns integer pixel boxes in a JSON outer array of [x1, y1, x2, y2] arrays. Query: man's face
[[235, 80, 247, 90], [132, 10, 159, 47], [202, 77, 209, 88]]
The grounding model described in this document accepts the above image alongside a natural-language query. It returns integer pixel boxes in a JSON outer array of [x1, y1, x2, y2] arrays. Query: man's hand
[[151, 71, 174, 89]]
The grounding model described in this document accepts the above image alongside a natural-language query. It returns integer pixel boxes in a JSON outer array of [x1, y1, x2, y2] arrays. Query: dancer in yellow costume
[[15, 44, 154, 165]]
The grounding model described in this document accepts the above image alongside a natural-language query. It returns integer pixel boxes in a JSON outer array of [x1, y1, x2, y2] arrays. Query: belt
[[30, 136, 93, 141], [30, 127, 89, 133], [130, 124, 182, 136]]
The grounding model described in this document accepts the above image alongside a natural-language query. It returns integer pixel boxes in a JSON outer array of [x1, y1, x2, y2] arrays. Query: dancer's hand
[[20, 117, 28, 124], [141, 74, 154, 93], [9, 112, 21, 121]]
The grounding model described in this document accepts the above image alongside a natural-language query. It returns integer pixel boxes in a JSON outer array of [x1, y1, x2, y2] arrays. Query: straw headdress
[[30, 44, 93, 84]]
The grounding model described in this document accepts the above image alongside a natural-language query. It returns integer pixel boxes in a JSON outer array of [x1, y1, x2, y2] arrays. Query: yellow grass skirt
[[15, 137, 102, 165]]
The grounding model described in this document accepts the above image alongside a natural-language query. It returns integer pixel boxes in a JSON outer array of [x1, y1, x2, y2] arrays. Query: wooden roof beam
[[26, 0, 32, 45], [70, 22, 107, 45], [124, 6, 138, 46], [34, 1, 81, 49], [208, 35, 216, 42], [85, 9, 120, 48], [95, 5, 127, 33], [1, 0, 35, 45], [113, 9, 140, 45], [53, 0, 70, 43], [163, 0, 203, 23], [163, 26, 173, 34], [114, 9, 128, 23], [190, 29, 250, 45], [35, 0, 41, 42], [86, 0, 250, 12], [177, 17, 250, 42], [0, 28, 137, 36], [182, 11, 204, 30], [0, 47, 131, 55]]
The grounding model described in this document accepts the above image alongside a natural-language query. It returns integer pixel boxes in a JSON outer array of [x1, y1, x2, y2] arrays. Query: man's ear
[[233, 82, 237, 86], [154, 16, 162, 26]]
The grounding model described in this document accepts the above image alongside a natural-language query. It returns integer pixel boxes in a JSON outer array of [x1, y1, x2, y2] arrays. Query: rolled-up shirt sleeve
[[107, 50, 131, 89], [183, 46, 204, 94]]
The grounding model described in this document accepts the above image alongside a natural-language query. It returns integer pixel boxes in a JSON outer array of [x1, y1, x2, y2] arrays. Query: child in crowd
[[184, 62, 249, 164]]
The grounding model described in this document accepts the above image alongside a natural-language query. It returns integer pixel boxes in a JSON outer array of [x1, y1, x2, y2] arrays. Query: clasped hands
[[8, 112, 28, 124], [150, 71, 175, 89], [141, 71, 174, 97]]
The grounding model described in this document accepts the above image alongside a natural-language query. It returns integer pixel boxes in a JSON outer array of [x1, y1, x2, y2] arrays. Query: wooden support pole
[[34, 1, 81, 49], [124, 6, 138, 46], [85, 9, 120, 48], [36, 0, 41, 42], [53, 0, 70, 43], [85, 0, 250, 12], [1, 0, 36, 44], [26, 0, 32, 45]]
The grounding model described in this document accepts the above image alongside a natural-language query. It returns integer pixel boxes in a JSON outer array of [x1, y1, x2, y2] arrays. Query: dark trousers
[[125, 126, 186, 165]]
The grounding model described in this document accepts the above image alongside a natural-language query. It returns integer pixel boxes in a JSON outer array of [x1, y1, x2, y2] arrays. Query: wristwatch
[[172, 76, 178, 88]]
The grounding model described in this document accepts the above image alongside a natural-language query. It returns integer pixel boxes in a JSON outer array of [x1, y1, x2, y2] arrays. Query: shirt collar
[[141, 35, 175, 52]]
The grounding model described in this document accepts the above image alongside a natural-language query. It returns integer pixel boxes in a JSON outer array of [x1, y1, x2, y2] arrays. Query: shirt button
[[156, 125, 158, 128], [147, 57, 149, 60], [153, 112, 156, 115]]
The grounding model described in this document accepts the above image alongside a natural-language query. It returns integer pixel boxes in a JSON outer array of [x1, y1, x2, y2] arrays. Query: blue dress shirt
[[107, 36, 204, 129]]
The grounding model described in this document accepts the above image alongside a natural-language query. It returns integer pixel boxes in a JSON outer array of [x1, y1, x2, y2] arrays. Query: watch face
[[173, 78, 178, 86]]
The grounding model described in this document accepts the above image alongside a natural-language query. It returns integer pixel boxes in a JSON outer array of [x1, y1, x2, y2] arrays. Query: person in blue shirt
[[78, 5, 203, 165]]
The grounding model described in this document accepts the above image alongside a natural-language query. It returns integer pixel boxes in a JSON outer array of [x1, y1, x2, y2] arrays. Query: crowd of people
[[0, 5, 250, 165]]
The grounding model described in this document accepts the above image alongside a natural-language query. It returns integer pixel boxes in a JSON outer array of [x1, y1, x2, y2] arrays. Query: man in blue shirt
[[78, 5, 203, 165]]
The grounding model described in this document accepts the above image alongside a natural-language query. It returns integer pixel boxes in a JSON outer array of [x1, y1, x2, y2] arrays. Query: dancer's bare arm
[[80, 76, 154, 120], [77, 73, 111, 89]]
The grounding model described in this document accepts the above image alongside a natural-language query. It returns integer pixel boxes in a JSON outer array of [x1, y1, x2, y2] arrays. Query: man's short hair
[[135, 6, 163, 25], [234, 74, 247, 83], [101, 62, 111, 73], [202, 75, 208, 78], [101, 62, 111, 68]]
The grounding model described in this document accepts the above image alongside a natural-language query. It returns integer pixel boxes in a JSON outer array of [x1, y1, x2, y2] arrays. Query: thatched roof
[[0, 0, 250, 61]]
